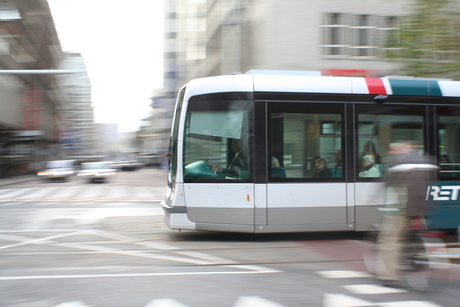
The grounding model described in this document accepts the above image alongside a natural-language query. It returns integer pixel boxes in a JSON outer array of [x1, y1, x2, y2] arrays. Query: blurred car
[[111, 160, 143, 171], [37, 160, 75, 182], [77, 161, 116, 183]]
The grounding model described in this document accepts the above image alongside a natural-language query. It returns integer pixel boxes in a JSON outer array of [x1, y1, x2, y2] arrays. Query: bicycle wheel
[[401, 234, 450, 292]]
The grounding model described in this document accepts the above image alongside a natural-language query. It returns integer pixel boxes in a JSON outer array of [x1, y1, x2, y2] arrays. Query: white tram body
[[162, 71, 460, 233]]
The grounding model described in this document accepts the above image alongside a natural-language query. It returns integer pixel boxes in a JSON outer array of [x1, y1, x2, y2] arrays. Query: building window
[[165, 32, 177, 39], [321, 13, 399, 59], [322, 13, 346, 56], [164, 52, 177, 60], [166, 12, 177, 19], [351, 15, 373, 57]]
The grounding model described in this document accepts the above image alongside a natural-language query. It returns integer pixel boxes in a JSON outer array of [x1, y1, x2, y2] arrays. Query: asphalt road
[[1, 168, 459, 307]]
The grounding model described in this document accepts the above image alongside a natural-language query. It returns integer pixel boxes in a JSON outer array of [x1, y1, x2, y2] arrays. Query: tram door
[[265, 104, 351, 231], [181, 99, 256, 231]]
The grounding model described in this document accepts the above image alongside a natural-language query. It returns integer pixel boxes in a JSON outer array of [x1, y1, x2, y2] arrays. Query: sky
[[48, 0, 165, 133]]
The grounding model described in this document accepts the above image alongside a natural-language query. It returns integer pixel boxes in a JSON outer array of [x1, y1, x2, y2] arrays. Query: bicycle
[[363, 208, 451, 292]]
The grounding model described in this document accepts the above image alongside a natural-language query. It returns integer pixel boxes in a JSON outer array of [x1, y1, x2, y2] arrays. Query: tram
[[161, 70, 460, 233]]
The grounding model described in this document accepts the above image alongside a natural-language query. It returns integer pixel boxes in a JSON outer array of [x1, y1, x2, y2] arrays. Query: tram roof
[[183, 71, 460, 100]]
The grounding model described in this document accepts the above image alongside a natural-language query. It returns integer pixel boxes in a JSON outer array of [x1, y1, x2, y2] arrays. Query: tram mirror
[[189, 111, 244, 139], [374, 95, 388, 104]]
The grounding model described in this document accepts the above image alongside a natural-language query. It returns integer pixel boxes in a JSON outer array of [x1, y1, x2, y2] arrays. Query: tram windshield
[[183, 99, 253, 182]]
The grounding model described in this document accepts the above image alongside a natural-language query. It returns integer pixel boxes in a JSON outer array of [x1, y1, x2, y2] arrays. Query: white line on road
[[234, 296, 285, 307], [144, 298, 189, 307], [54, 242, 218, 265], [0, 268, 280, 281], [94, 232, 179, 250], [0, 231, 82, 250]]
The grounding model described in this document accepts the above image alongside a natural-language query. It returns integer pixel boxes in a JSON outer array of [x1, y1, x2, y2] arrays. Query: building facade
[[58, 52, 95, 157], [160, 0, 443, 85], [181, 0, 412, 80], [0, 0, 66, 177]]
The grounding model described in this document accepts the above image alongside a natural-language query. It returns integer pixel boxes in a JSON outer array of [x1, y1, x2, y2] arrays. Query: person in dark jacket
[[313, 158, 332, 178], [376, 141, 438, 287], [214, 139, 247, 176]]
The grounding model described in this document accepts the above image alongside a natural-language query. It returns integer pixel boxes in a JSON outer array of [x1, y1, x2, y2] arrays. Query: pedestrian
[[376, 141, 437, 287]]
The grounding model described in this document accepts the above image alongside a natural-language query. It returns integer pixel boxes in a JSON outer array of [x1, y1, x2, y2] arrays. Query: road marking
[[54, 302, 90, 307], [56, 242, 214, 265], [46, 186, 82, 199], [0, 188, 14, 197], [20, 187, 59, 199], [0, 185, 165, 203], [234, 296, 285, 307], [0, 233, 55, 244], [316, 270, 373, 279], [145, 298, 189, 307], [378, 301, 443, 307], [342, 284, 406, 294], [136, 186, 158, 198], [0, 198, 162, 203], [0, 231, 81, 250], [323, 293, 442, 307], [20, 207, 162, 228], [323, 293, 374, 307], [0, 229, 87, 232], [106, 185, 128, 198], [175, 250, 239, 265], [91, 232, 243, 266], [0, 187, 36, 199], [56, 297, 289, 307], [94, 232, 179, 250], [0, 268, 279, 281]]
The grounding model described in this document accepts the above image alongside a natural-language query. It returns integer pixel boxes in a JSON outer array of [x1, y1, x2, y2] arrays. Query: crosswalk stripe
[[323, 293, 375, 307], [20, 187, 59, 199], [48, 186, 83, 199], [378, 301, 443, 307], [54, 301, 90, 307], [54, 297, 290, 307], [0, 187, 36, 199], [0, 188, 14, 198], [342, 284, 406, 294], [134, 186, 156, 198], [0, 185, 164, 203], [77, 186, 104, 198], [316, 270, 373, 279], [144, 298, 189, 307], [106, 185, 127, 198], [233, 296, 285, 307]]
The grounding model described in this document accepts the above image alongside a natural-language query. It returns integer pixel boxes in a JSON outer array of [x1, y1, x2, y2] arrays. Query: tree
[[385, 0, 460, 79]]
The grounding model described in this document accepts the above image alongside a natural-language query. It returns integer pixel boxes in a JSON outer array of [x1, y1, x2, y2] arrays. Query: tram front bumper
[[161, 201, 196, 230]]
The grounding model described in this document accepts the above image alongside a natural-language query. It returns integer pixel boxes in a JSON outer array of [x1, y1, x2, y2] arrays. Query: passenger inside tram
[[360, 141, 381, 164], [271, 156, 287, 178], [313, 158, 332, 178], [359, 155, 381, 177], [332, 149, 342, 178]]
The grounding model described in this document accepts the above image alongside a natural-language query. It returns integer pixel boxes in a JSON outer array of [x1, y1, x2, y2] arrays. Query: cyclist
[[376, 141, 438, 287]]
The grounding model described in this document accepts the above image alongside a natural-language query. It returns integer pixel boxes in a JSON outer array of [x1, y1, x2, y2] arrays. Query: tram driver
[[214, 139, 248, 177]]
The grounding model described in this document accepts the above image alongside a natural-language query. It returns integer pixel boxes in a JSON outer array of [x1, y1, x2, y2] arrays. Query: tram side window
[[183, 100, 252, 183], [356, 106, 424, 179], [269, 108, 343, 180], [437, 107, 460, 180]]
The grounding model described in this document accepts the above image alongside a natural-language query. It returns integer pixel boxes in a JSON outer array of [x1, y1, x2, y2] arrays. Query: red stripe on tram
[[365, 78, 387, 95]]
